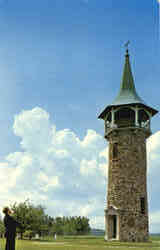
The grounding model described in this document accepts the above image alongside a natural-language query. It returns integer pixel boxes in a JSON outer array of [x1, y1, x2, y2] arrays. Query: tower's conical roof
[[98, 49, 158, 120], [111, 49, 145, 105]]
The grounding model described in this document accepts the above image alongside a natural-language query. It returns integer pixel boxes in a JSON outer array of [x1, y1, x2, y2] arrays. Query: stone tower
[[98, 49, 158, 242]]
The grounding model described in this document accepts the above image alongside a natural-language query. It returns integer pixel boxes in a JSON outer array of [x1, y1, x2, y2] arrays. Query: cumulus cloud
[[147, 131, 160, 168], [150, 211, 160, 233], [0, 107, 107, 229], [13, 108, 52, 153], [147, 131, 160, 234], [0, 106, 159, 232]]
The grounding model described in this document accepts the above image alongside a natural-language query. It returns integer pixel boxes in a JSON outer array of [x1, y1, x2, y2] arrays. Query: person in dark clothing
[[3, 207, 21, 250]]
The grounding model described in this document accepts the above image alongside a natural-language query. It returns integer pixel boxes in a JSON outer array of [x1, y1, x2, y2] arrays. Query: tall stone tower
[[98, 49, 158, 242]]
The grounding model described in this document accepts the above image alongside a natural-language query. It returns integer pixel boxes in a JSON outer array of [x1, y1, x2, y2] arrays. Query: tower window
[[113, 143, 118, 158], [140, 197, 145, 214]]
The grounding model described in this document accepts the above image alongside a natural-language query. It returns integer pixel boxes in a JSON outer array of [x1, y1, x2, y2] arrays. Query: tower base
[[104, 207, 149, 242]]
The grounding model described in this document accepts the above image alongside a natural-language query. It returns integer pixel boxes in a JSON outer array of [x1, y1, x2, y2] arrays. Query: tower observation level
[[98, 48, 158, 242]]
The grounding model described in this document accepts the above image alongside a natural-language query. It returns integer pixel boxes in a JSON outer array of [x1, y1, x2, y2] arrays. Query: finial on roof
[[124, 41, 130, 56], [111, 41, 145, 105], [98, 42, 158, 120]]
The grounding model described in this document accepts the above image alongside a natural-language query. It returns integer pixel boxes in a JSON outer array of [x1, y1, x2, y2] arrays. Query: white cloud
[[147, 131, 160, 166], [80, 159, 98, 176], [0, 107, 160, 232], [0, 107, 107, 229], [38, 172, 60, 192], [149, 211, 160, 233], [13, 107, 52, 153]]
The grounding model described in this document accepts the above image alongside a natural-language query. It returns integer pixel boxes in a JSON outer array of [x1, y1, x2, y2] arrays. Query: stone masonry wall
[[106, 128, 149, 242]]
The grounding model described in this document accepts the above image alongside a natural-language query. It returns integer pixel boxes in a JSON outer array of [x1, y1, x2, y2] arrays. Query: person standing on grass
[[54, 233, 57, 240], [3, 207, 21, 250]]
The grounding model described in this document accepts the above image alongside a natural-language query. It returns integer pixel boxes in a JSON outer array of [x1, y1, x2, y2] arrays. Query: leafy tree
[[0, 216, 5, 237], [11, 200, 46, 239], [50, 216, 91, 235], [23, 230, 34, 240], [10, 200, 91, 238]]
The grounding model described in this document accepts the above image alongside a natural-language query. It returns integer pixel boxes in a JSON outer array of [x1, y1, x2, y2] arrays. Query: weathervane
[[124, 41, 130, 55], [124, 40, 130, 49]]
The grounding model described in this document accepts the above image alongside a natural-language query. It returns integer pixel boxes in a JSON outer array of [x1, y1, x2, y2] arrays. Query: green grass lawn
[[0, 236, 160, 250]]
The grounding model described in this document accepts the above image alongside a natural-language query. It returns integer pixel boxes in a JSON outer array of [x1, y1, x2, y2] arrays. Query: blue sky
[[0, 0, 159, 232]]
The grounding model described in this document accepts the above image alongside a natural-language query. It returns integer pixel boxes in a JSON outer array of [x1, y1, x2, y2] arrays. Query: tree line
[[0, 200, 91, 239]]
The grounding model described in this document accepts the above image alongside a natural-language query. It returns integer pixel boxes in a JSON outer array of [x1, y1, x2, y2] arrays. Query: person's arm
[[13, 217, 22, 228]]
